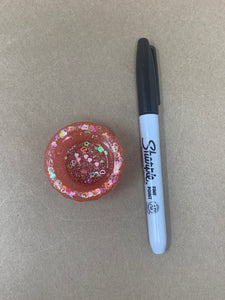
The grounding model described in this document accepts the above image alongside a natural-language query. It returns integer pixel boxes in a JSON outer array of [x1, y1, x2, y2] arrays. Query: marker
[[136, 38, 167, 254]]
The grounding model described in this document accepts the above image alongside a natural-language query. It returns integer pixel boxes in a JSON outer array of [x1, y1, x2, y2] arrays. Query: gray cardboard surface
[[1, 1, 225, 299]]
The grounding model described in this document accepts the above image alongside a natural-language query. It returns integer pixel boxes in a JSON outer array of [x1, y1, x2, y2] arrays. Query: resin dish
[[44, 122, 125, 201]]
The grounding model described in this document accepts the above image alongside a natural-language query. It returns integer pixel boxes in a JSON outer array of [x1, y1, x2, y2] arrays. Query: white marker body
[[139, 114, 167, 254]]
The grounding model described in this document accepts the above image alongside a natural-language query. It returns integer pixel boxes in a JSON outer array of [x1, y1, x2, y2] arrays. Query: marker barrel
[[139, 114, 167, 254]]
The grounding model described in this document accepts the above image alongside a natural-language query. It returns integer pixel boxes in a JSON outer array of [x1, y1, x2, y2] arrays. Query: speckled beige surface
[[1, 1, 225, 299]]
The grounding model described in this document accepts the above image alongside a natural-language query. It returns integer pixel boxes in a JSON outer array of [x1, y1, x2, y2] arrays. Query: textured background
[[1, 1, 225, 299]]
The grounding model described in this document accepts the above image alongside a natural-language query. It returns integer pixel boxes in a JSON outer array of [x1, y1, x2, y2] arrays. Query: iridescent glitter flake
[[60, 130, 67, 137], [98, 146, 104, 152]]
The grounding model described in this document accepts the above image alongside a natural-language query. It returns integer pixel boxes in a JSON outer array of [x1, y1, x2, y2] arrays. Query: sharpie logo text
[[142, 138, 156, 184]]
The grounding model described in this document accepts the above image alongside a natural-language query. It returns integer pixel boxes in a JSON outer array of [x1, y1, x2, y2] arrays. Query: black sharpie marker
[[136, 38, 167, 254]]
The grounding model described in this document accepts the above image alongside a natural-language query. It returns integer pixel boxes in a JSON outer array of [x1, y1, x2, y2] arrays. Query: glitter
[[104, 182, 111, 189], [61, 186, 67, 193], [93, 189, 101, 195], [69, 191, 76, 197], [103, 132, 110, 139], [87, 178, 92, 183], [100, 160, 104, 163], [48, 167, 54, 173], [81, 146, 87, 153], [112, 177, 117, 184], [112, 143, 118, 152], [71, 160, 76, 166], [81, 124, 88, 130], [60, 130, 67, 137], [64, 139, 110, 186], [89, 125, 97, 132], [65, 156, 67, 160], [98, 146, 104, 152], [113, 161, 122, 174], [85, 130, 91, 134], [51, 141, 57, 147], [67, 126, 75, 132], [48, 159, 53, 166], [104, 150, 108, 155], [53, 180, 62, 189]]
